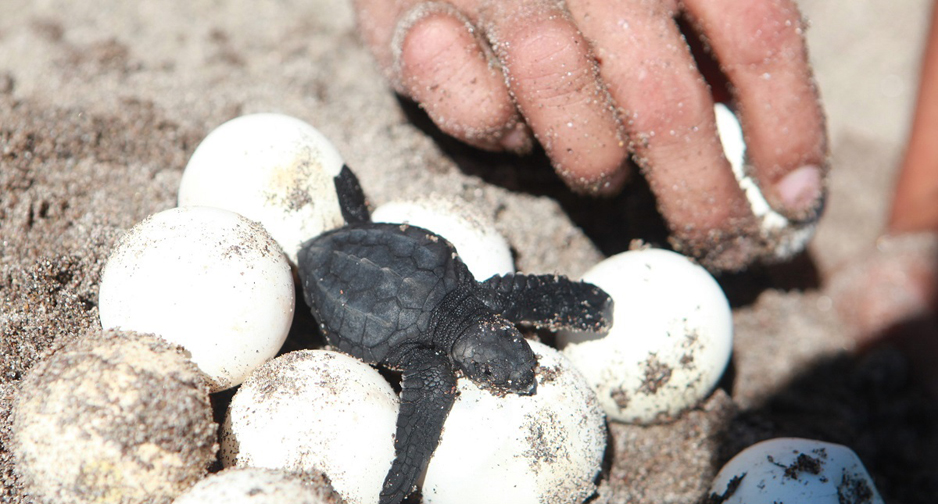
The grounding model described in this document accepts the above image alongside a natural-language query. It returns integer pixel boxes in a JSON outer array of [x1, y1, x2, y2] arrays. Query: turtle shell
[[299, 222, 474, 364]]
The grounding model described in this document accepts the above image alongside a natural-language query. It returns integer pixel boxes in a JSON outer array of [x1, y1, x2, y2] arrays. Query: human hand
[[354, 0, 828, 271]]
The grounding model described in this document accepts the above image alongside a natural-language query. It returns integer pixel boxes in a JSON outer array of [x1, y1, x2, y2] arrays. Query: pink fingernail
[[499, 124, 533, 154], [777, 165, 823, 211]]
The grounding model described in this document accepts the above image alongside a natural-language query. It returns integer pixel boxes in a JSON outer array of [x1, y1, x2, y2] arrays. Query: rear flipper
[[333, 164, 370, 225], [480, 274, 613, 332], [380, 349, 458, 504]]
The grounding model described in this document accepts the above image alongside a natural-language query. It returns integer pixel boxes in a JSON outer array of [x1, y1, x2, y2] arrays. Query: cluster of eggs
[[11, 111, 882, 504]]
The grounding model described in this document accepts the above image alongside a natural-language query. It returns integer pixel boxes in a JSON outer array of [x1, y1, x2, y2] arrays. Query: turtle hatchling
[[298, 174, 613, 504]]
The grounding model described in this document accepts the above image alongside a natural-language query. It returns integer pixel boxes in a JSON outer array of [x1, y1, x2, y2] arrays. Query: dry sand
[[1, 0, 936, 502]]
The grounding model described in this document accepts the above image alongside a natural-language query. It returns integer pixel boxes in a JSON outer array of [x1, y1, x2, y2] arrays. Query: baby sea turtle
[[298, 170, 612, 504]]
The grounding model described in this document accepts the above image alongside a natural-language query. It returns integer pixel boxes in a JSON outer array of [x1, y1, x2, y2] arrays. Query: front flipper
[[380, 348, 458, 504], [480, 274, 613, 332]]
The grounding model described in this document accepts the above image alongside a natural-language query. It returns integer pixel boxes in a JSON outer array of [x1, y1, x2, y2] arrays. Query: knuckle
[[724, 1, 806, 69], [623, 68, 709, 143], [499, 16, 600, 107]]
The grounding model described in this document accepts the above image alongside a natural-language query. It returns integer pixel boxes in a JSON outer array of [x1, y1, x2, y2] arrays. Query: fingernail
[[498, 123, 533, 154], [776, 165, 823, 213], [592, 166, 630, 196]]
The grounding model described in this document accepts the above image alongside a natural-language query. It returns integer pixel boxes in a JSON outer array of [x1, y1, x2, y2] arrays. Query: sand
[[1, 0, 936, 502]]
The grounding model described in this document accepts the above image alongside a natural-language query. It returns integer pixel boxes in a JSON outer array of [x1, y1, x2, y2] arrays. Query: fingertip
[[558, 159, 630, 196], [464, 120, 536, 154], [395, 5, 521, 151], [551, 136, 631, 196], [683, 0, 828, 223], [771, 164, 825, 220], [664, 201, 763, 273], [497, 122, 534, 154], [484, 7, 630, 195]]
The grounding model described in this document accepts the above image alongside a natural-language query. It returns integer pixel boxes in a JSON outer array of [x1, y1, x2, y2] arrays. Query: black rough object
[[298, 168, 613, 504]]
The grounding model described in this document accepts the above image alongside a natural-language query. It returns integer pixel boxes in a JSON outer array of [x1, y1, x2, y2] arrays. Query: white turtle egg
[[371, 196, 514, 280], [178, 113, 347, 265], [709, 438, 884, 503], [421, 341, 606, 504], [173, 468, 331, 504], [98, 206, 294, 392], [557, 248, 732, 424], [715, 102, 817, 261], [220, 350, 398, 504]]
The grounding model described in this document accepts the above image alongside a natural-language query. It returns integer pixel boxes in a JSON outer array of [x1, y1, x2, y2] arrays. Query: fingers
[[396, 4, 529, 150], [354, 0, 480, 72], [566, 0, 759, 266], [356, 0, 533, 152], [889, 1, 938, 234], [356, 0, 639, 193], [356, 0, 826, 270], [682, 0, 828, 221], [480, 1, 630, 193]]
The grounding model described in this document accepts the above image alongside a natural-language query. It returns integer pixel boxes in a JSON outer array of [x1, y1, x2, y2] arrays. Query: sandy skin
[[354, 0, 829, 271], [830, 1, 938, 398]]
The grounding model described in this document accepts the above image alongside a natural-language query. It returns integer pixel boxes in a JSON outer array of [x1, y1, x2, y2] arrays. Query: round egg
[[13, 329, 217, 504], [371, 196, 514, 280], [557, 248, 733, 424], [709, 438, 884, 503], [172, 468, 334, 504], [178, 113, 347, 265], [98, 206, 294, 392], [421, 341, 606, 504], [220, 350, 398, 504]]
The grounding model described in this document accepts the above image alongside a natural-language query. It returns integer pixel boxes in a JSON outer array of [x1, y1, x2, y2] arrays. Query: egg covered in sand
[[371, 195, 514, 280], [12, 329, 217, 504], [708, 438, 884, 503], [558, 248, 733, 424], [172, 468, 335, 504], [421, 341, 606, 504], [178, 113, 353, 264], [220, 350, 398, 504], [98, 206, 294, 392]]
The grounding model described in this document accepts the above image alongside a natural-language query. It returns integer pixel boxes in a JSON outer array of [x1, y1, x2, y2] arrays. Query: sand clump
[[11, 329, 217, 504]]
